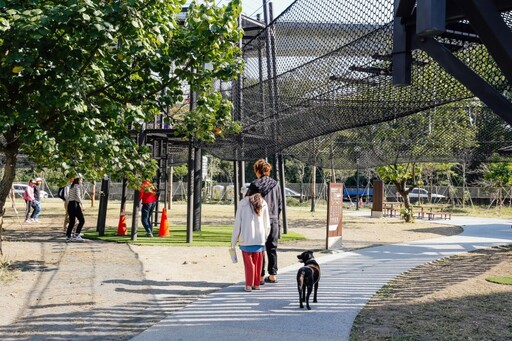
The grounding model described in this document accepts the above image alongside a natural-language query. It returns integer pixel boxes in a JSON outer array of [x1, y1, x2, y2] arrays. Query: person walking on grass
[[231, 193, 271, 292], [66, 175, 85, 242], [246, 159, 282, 284]]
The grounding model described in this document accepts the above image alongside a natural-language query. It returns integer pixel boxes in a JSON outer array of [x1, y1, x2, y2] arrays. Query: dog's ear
[[307, 250, 314, 259]]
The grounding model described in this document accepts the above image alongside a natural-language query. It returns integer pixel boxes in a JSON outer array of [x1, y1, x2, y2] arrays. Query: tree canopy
[[0, 0, 243, 191]]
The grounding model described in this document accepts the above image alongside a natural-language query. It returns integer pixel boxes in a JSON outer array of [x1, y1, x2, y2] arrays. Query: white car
[[12, 183, 49, 199], [242, 183, 301, 198], [408, 188, 445, 199], [284, 187, 301, 198]]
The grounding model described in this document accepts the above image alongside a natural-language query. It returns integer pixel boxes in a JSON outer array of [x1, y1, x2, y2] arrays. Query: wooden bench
[[411, 205, 451, 220], [426, 211, 451, 220], [413, 205, 425, 219], [383, 202, 402, 217]]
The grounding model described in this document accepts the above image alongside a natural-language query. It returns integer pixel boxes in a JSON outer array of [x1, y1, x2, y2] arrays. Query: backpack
[[57, 186, 66, 201]]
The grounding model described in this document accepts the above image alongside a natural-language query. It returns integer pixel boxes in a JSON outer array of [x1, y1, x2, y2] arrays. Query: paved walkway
[[131, 215, 512, 341]]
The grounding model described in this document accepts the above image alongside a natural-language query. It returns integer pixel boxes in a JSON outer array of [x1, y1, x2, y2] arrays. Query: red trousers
[[242, 251, 263, 287]]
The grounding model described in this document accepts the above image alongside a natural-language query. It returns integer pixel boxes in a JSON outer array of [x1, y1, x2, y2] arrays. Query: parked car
[[408, 188, 445, 200], [12, 183, 49, 199], [284, 187, 301, 199], [241, 183, 301, 198]]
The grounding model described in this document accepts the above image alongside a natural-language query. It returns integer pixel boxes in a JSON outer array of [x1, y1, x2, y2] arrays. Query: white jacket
[[231, 197, 271, 247]]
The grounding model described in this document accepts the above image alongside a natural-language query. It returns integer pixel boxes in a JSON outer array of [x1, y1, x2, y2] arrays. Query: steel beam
[[392, 20, 412, 85], [395, 0, 416, 17], [417, 36, 512, 126], [453, 0, 512, 84]]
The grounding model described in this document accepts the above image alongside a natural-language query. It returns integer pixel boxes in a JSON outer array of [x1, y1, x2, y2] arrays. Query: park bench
[[424, 205, 451, 220], [383, 202, 402, 217]]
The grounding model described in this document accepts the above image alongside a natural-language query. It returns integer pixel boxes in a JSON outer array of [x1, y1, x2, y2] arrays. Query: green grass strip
[[485, 276, 512, 285], [84, 225, 306, 246]]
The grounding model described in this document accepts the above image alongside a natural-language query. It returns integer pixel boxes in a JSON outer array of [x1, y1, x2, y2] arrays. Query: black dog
[[296, 250, 321, 310]]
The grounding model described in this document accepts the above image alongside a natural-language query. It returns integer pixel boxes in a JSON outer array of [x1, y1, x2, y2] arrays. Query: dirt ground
[[0, 199, 511, 340]]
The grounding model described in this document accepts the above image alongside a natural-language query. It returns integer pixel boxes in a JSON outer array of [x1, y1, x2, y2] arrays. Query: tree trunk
[[0, 147, 19, 256], [310, 164, 316, 212], [395, 180, 413, 222], [299, 164, 305, 203], [91, 181, 96, 207], [462, 163, 466, 208], [168, 166, 173, 210]]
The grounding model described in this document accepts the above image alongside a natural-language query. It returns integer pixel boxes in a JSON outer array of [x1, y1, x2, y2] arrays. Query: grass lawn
[[83, 225, 306, 246]]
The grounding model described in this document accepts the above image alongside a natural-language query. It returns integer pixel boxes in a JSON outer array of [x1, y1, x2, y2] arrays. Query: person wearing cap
[[30, 178, 43, 223], [66, 175, 86, 242], [23, 180, 36, 223]]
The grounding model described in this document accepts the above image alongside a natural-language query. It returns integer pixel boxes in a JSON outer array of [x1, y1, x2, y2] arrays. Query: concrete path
[[131, 215, 512, 341]]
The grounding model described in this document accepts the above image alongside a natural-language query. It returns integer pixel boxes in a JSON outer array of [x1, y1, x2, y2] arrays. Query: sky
[[185, 0, 296, 19]]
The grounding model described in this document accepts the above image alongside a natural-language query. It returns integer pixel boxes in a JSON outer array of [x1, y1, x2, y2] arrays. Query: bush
[[286, 197, 301, 206]]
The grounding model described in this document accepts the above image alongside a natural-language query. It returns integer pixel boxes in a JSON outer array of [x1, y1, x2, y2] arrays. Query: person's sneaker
[[34, 219, 40, 223], [25, 219, 32, 224], [74, 235, 84, 242], [145, 232, 153, 237], [66, 236, 75, 242]]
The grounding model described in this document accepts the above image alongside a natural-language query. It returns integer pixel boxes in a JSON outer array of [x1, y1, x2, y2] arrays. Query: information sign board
[[326, 183, 343, 249]]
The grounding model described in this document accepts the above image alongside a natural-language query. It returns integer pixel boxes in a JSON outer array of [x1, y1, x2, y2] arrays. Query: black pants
[[261, 221, 279, 276], [66, 201, 85, 237]]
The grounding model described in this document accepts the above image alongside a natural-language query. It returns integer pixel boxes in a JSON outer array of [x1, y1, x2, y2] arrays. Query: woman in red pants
[[231, 193, 271, 292]]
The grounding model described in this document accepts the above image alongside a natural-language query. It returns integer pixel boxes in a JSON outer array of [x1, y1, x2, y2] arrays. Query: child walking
[[231, 193, 271, 292]]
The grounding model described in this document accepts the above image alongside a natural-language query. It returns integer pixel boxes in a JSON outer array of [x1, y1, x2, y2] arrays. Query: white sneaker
[[74, 235, 84, 242], [25, 219, 32, 224], [34, 219, 40, 223]]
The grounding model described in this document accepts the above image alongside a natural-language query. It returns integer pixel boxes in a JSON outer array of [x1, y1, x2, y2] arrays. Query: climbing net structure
[[204, 0, 512, 169]]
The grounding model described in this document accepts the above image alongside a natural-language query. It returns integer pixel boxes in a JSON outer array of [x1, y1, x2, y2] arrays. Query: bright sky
[[185, 0, 296, 19]]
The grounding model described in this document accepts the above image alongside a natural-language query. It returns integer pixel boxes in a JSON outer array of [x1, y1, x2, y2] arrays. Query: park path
[[130, 214, 512, 341]]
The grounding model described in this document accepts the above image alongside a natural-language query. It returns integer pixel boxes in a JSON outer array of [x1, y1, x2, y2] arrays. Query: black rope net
[[205, 0, 512, 169]]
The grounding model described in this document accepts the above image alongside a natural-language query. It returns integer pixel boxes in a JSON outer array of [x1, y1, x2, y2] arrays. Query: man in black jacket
[[246, 159, 282, 284]]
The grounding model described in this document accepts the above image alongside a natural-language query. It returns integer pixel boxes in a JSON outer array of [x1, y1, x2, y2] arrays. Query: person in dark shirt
[[246, 159, 282, 284]]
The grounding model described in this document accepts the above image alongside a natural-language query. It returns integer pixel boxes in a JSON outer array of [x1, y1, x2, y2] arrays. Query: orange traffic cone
[[158, 207, 170, 237], [117, 209, 127, 236]]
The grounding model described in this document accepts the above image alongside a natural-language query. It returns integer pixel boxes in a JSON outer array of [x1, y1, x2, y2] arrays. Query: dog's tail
[[299, 270, 305, 289]]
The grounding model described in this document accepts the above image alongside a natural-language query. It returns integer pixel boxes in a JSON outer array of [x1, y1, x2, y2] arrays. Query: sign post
[[371, 179, 384, 217], [326, 182, 343, 250]]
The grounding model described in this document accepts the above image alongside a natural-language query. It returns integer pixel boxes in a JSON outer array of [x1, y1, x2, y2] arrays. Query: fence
[[52, 182, 503, 205]]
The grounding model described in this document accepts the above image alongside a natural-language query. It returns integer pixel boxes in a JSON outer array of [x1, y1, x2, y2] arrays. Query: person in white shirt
[[63, 176, 74, 231], [231, 193, 271, 292], [66, 176, 85, 242]]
